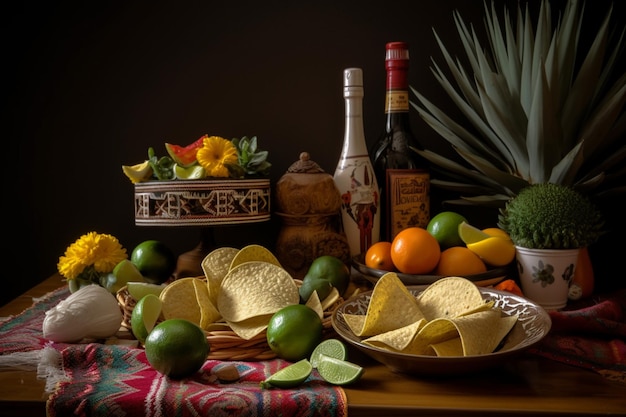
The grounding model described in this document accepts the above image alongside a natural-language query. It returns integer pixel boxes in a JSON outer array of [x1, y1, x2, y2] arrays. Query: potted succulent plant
[[496, 183, 604, 310], [408, 0, 624, 299]]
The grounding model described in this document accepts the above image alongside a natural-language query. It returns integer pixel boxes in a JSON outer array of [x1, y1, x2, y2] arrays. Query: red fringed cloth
[[529, 289, 626, 383], [45, 344, 347, 417], [0, 286, 347, 417]]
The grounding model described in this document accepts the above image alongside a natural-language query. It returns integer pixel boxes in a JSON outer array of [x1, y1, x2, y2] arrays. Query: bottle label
[[334, 157, 380, 256], [384, 90, 410, 113], [386, 169, 430, 238]]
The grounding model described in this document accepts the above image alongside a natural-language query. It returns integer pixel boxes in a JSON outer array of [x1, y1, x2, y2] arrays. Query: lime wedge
[[310, 339, 348, 368], [130, 294, 162, 344], [458, 221, 491, 245], [260, 359, 313, 389], [127, 282, 166, 300], [316, 354, 363, 386], [174, 163, 206, 180]]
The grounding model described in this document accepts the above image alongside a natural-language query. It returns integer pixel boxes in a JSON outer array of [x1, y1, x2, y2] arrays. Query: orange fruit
[[390, 227, 441, 274], [435, 246, 487, 276], [364, 241, 395, 271]]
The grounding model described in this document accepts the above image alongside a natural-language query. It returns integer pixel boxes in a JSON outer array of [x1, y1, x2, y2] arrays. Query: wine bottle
[[370, 41, 430, 242], [334, 68, 380, 257]]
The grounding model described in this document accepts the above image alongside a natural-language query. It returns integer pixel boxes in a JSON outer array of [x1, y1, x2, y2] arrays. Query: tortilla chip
[[403, 317, 460, 355], [228, 314, 273, 340], [202, 247, 239, 306], [159, 277, 202, 325], [348, 272, 425, 337], [305, 291, 324, 320], [229, 244, 282, 271], [193, 278, 221, 329], [430, 337, 464, 356], [217, 261, 299, 322], [417, 276, 485, 320], [363, 319, 426, 352], [449, 310, 505, 355]]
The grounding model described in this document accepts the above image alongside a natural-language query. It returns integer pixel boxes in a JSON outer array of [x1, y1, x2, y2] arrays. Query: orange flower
[[196, 136, 238, 177]]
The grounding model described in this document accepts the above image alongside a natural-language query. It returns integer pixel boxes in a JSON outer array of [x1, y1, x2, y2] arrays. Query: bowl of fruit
[[353, 213, 516, 287]]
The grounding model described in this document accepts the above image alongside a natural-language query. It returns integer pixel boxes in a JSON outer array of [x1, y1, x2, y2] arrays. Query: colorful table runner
[[0, 286, 347, 416], [529, 288, 626, 383]]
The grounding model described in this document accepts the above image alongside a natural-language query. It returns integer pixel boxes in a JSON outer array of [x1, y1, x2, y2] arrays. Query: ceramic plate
[[352, 255, 510, 287], [332, 286, 551, 375]]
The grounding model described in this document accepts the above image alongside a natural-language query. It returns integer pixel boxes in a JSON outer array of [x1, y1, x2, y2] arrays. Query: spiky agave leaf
[[411, 0, 625, 207]]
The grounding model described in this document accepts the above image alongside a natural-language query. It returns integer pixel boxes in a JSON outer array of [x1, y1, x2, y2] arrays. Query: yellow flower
[[57, 232, 127, 280], [196, 136, 238, 177]]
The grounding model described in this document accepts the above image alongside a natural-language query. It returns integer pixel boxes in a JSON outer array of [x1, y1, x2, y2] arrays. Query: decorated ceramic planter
[[133, 179, 271, 227], [515, 246, 580, 310]]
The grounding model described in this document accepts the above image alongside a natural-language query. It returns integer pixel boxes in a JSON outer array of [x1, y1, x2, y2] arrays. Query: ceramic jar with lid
[[275, 152, 351, 279]]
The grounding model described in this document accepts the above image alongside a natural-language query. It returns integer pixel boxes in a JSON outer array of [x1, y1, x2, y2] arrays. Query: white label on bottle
[[387, 169, 429, 239], [334, 157, 380, 256]]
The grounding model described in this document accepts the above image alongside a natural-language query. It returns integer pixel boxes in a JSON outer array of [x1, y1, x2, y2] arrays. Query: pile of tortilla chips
[[343, 274, 518, 356], [156, 245, 338, 340]]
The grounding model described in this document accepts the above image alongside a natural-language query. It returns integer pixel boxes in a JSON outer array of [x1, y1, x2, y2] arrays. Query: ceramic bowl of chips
[[331, 274, 551, 375], [351, 255, 510, 287]]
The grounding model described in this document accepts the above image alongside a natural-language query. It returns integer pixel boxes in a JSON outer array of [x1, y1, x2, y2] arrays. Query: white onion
[[43, 284, 123, 342]]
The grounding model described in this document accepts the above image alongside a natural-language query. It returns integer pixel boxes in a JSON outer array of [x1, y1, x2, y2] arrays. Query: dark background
[[4, 0, 624, 306]]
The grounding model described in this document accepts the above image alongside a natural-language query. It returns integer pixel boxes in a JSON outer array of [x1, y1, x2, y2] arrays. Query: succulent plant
[[497, 183, 604, 249], [226, 136, 272, 178], [410, 0, 625, 207]]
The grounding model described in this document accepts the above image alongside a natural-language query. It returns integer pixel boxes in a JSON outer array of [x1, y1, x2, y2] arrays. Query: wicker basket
[[116, 280, 343, 361]]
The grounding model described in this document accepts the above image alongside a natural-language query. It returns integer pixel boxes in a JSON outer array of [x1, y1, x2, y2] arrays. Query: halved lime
[[458, 221, 491, 245], [316, 354, 364, 386], [127, 282, 166, 300], [131, 294, 163, 344], [310, 338, 348, 368], [260, 359, 313, 389]]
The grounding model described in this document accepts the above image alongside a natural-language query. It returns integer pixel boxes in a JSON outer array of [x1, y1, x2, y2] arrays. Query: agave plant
[[410, 0, 625, 207]]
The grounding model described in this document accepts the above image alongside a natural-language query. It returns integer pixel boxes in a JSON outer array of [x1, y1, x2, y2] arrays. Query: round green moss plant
[[497, 183, 604, 249]]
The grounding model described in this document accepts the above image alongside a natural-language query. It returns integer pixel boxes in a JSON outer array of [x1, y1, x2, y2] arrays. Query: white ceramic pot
[[515, 247, 580, 310]]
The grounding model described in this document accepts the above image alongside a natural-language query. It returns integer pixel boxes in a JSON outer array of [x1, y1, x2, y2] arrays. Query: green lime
[[100, 259, 146, 294], [427, 211, 468, 249], [299, 278, 333, 303], [130, 294, 162, 344], [144, 319, 210, 379], [310, 338, 348, 368], [266, 304, 323, 361], [127, 282, 166, 300], [259, 359, 313, 389], [316, 354, 364, 386], [457, 221, 491, 245], [303, 256, 351, 296], [130, 240, 177, 284]]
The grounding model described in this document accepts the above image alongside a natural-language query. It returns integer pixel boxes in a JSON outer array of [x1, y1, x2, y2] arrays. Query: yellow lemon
[[482, 227, 512, 241], [122, 160, 153, 183], [466, 236, 515, 266]]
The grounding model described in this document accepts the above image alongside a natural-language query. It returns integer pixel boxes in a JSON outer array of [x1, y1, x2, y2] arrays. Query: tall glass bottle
[[334, 68, 380, 257], [370, 41, 430, 242]]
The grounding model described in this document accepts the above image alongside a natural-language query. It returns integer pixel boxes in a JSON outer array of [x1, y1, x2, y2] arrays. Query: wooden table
[[1, 274, 625, 416]]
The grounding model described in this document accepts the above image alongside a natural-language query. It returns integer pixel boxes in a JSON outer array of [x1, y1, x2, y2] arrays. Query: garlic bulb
[[43, 284, 123, 342]]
